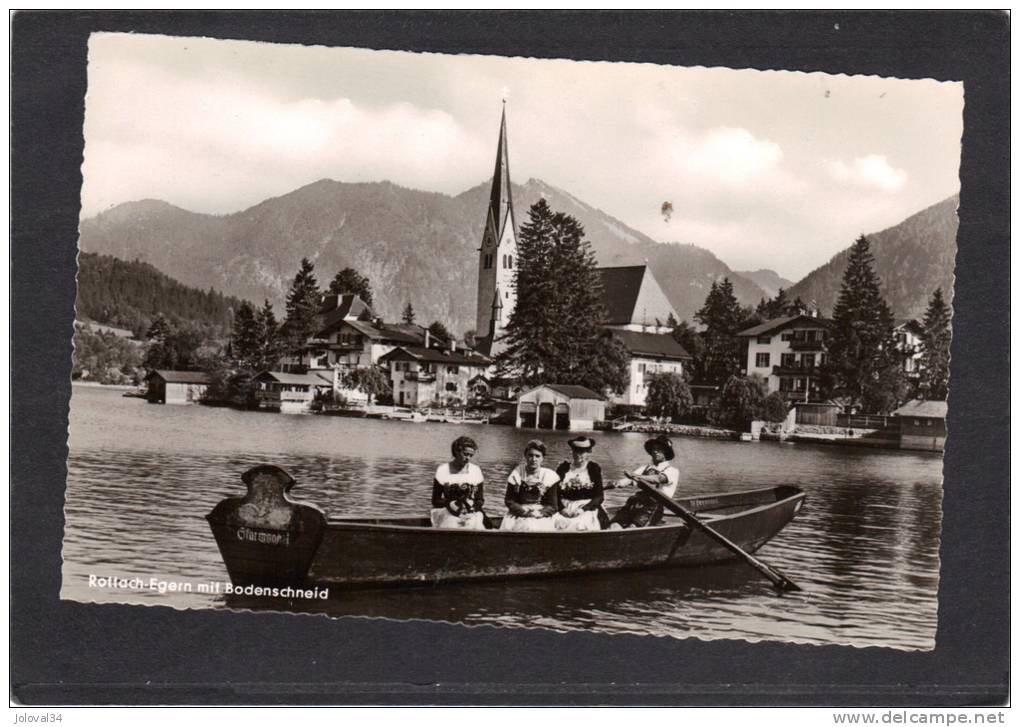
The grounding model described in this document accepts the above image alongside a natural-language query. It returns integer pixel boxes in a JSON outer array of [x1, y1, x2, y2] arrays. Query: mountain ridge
[[79, 177, 769, 333]]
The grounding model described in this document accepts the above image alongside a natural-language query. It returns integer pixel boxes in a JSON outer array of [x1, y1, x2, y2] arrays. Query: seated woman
[[431, 435, 488, 530], [607, 435, 680, 530], [500, 439, 560, 532], [552, 436, 608, 531]]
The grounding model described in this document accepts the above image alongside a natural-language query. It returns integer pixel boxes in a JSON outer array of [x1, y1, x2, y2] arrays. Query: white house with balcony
[[895, 319, 924, 381], [380, 345, 491, 408], [737, 314, 831, 402], [597, 265, 692, 407]]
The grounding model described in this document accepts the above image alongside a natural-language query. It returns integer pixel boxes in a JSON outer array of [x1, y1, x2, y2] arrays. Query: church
[[472, 106, 691, 409]]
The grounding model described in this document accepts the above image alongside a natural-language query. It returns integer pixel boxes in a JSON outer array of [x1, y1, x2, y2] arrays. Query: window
[[757, 335, 771, 344], [779, 379, 792, 392], [447, 365, 459, 374], [755, 353, 770, 368], [781, 353, 796, 367], [445, 382, 458, 393], [781, 333, 793, 341], [802, 354, 815, 369], [637, 363, 646, 373], [508, 255, 513, 268]]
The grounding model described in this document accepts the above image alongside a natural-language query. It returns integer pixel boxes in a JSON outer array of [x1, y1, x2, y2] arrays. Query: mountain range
[[78, 178, 958, 334], [787, 194, 959, 320]]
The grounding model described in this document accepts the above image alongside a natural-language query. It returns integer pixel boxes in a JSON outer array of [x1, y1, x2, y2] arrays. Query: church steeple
[[475, 103, 519, 356], [485, 103, 515, 246]]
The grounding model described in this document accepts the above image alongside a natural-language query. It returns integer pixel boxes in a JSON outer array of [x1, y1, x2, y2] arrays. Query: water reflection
[[64, 385, 942, 649]]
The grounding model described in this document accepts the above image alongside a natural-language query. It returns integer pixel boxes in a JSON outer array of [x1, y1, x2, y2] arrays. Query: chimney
[[425, 329, 431, 349], [450, 339, 457, 353]]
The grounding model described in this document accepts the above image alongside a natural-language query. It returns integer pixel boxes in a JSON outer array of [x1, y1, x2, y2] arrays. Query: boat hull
[[207, 465, 804, 591]]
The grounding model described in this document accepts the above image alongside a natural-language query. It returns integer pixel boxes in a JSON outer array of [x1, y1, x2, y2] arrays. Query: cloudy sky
[[81, 33, 963, 280]]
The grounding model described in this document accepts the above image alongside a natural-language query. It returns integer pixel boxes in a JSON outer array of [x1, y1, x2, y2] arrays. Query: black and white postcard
[[64, 32, 963, 652]]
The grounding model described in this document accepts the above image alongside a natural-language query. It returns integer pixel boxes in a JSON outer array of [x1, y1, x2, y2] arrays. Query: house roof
[[523, 383, 604, 400], [737, 314, 830, 337], [253, 370, 334, 387], [379, 345, 491, 367], [610, 330, 691, 360], [597, 265, 678, 327], [315, 295, 376, 335], [891, 399, 948, 418], [147, 369, 212, 384], [896, 319, 925, 336]]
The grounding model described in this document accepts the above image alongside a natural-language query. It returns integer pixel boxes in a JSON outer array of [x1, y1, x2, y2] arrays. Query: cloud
[[827, 154, 908, 192], [681, 127, 784, 186], [81, 57, 489, 215]]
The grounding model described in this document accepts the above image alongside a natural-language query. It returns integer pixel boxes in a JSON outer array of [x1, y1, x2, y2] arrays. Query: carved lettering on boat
[[236, 526, 291, 547]]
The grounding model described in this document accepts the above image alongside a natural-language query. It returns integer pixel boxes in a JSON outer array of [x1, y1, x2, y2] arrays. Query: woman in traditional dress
[[607, 435, 680, 529], [500, 439, 561, 532], [431, 435, 488, 530], [552, 436, 608, 531]]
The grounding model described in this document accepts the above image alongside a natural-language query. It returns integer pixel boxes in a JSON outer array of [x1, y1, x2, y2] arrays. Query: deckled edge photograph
[[9, 9, 1011, 701]]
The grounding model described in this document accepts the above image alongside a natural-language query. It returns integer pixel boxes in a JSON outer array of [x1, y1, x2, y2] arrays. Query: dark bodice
[[554, 461, 605, 510]]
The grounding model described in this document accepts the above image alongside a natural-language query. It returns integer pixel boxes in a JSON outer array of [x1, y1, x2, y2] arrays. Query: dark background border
[[11, 10, 1010, 705]]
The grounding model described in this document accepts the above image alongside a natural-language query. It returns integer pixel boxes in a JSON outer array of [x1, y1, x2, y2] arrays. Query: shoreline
[[71, 381, 139, 391]]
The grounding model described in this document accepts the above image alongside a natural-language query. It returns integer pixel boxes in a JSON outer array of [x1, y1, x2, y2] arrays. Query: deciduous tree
[[645, 372, 693, 421], [709, 375, 768, 431]]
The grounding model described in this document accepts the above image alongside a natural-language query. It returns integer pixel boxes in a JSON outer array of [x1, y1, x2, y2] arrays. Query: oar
[[636, 482, 801, 593]]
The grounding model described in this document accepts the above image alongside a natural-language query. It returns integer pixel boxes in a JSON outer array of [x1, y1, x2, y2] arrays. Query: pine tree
[[146, 314, 172, 344], [919, 287, 951, 399], [255, 300, 281, 371], [822, 235, 905, 413], [695, 278, 745, 385], [495, 199, 626, 393], [283, 258, 321, 348], [230, 302, 261, 370], [328, 267, 374, 307], [402, 302, 416, 324]]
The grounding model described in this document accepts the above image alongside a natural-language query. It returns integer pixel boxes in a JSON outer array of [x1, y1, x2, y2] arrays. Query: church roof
[[610, 330, 692, 360], [485, 105, 516, 244], [597, 265, 678, 326]]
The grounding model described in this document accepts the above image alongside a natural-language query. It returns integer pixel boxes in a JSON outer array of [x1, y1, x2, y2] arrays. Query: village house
[[380, 344, 491, 408], [279, 294, 431, 373], [737, 314, 831, 402], [895, 319, 924, 381], [597, 265, 692, 407]]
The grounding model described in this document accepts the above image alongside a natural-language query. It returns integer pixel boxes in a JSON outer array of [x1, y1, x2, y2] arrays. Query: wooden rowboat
[[207, 464, 805, 591]]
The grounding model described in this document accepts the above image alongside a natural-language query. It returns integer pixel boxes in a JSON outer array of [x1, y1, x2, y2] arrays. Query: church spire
[[486, 103, 515, 243]]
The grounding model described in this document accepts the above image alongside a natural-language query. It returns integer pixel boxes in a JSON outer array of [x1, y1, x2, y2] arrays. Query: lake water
[[63, 385, 943, 650]]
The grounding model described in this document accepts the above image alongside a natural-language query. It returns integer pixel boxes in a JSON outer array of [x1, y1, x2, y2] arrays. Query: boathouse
[[891, 399, 948, 452], [252, 370, 335, 414], [516, 384, 605, 431], [145, 369, 212, 405]]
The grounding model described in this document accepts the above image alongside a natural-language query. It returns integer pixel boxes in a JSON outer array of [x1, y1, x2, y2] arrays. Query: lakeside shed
[[253, 370, 335, 414], [516, 384, 605, 431], [891, 400, 948, 452], [145, 369, 212, 405]]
